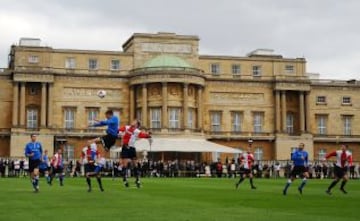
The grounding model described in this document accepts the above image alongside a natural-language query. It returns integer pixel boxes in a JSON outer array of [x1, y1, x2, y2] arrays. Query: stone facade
[[0, 32, 359, 162]]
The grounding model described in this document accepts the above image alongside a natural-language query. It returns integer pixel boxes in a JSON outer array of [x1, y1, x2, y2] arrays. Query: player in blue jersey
[[81, 142, 104, 192], [283, 143, 309, 195], [39, 150, 51, 184], [24, 134, 43, 193], [89, 110, 119, 152]]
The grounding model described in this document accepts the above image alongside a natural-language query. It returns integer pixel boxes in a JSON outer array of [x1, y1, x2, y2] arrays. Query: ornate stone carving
[[209, 92, 265, 104], [63, 87, 122, 99], [141, 43, 192, 54]]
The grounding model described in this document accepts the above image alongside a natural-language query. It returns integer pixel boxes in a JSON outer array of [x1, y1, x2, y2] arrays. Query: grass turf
[[0, 177, 358, 221]]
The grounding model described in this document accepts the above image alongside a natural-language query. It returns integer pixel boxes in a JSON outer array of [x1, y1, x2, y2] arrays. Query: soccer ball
[[97, 90, 106, 99]]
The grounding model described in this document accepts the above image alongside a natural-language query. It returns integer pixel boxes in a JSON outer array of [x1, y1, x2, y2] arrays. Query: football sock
[[59, 175, 64, 186], [299, 178, 307, 189], [250, 178, 255, 187], [96, 177, 103, 189], [45, 174, 50, 183], [284, 179, 292, 192], [122, 169, 128, 182], [340, 180, 347, 189], [237, 177, 245, 185], [134, 167, 140, 182], [34, 175, 39, 186], [86, 177, 91, 188], [328, 180, 339, 191]]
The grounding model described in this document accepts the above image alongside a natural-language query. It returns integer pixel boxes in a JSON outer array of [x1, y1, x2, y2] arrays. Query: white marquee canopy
[[111, 137, 242, 154]]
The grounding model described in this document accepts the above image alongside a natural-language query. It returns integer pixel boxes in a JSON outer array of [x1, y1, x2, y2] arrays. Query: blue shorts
[[94, 166, 103, 173]]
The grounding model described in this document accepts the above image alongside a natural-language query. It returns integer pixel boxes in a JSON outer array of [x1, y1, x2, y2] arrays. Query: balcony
[[205, 131, 275, 140], [313, 134, 360, 142]]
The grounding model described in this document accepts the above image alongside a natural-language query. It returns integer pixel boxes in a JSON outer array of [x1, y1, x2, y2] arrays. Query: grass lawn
[[0, 177, 358, 221]]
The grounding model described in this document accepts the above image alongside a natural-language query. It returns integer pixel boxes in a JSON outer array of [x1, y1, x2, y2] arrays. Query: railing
[[0, 128, 11, 136], [205, 131, 275, 139], [130, 66, 204, 74]]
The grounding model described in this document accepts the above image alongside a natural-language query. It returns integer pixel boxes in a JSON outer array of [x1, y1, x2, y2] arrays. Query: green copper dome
[[143, 55, 192, 68]]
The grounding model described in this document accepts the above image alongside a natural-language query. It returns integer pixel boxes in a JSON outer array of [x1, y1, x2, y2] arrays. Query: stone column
[[129, 86, 135, 121], [19, 82, 26, 127], [162, 82, 168, 129], [275, 90, 281, 132], [281, 91, 287, 132], [305, 92, 311, 132], [183, 83, 189, 130], [142, 84, 148, 127], [197, 86, 203, 130], [299, 91, 305, 133], [47, 83, 53, 128], [40, 83, 47, 127], [12, 82, 19, 126]]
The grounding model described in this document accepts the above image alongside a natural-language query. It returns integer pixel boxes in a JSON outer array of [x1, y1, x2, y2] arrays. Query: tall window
[[28, 55, 39, 64], [232, 112, 242, 132], [64, 108, 75, 129], [210, 111, 222, 132], [136, 108, 142, 122], [285, 65, 294, 74], [64, 145, 74, 160], [188, 108, 194, 129], [316, 115, 327, 135], [88, 59, 98, 70], [343, 115, 352, 135], [254, 147, 263, 161], [111, 59, 120, 70], [87, 108, 99, 126], [65, 57, 76, 69], [318, 149, 327, 161], [210, 64, 220, 75], [169, 108, 181, 129], [286, 113, 294, 134], [150, 108, 161, 129], [27, 108, 38, 129], [252, 65, 262, 77], [253, 112, 264, 133], [232, 64, 241, 75]]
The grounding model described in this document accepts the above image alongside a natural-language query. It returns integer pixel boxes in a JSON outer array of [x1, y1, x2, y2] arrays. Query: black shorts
[[29, 159, 41, 173], [51, 166, 64, 174], [101, 134, 117, 149], [334, 166, 347, 178], [290, 166, 307, 178], [85, 164, 96, 174], [239, 168, 252, 175], [121, 145, 137, 159]]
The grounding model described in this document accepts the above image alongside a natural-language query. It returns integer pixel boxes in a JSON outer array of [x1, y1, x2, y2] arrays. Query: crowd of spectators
[[1, 157, 359, 179]]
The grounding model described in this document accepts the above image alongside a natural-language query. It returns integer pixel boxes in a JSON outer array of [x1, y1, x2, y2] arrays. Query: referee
[[24, 134, 43, 192]]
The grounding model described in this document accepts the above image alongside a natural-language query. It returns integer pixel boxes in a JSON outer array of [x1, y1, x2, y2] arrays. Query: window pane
[[151, 108, 161, 129], [27, 109, 38, 128], [87, 109, 99, 126], [89, 59, 98, 70], [188, 108, 193, 129], [211, 64, 220, 74], [211, 112, 221, 132], [253, 112, 263, 133], [232, 64, 241, 74], [232, 112, 242, 132], [111, 60, 120, 70], [252, 66, 262, 76], [64, 109, 75, 129], [169, 108, 180, 129], [286, 113, 294, 134], [317, 115, 327, 135], [254, 148, 263, 161], [65, 58, 76, 69]]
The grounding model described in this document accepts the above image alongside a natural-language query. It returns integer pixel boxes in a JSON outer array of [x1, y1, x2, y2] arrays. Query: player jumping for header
[[89, 110, 119, 152]]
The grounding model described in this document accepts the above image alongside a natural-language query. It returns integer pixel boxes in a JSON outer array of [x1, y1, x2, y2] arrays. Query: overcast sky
[[0, 0, 359, 79]]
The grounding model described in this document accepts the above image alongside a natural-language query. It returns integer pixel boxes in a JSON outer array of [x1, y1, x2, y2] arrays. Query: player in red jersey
[[325, 144, 353, 195], [235, 140, 256, 190], [48, 148, 64, 186], [118, 119, 152, 188]]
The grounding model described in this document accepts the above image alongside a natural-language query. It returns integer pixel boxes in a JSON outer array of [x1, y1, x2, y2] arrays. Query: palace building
[[0, 32, 359, 162]]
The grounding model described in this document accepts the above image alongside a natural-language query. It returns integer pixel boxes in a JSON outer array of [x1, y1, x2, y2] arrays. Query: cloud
[[0, 0, 359, 79]]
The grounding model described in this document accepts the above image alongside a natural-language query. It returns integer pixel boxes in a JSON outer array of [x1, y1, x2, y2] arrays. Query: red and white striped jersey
[[119, 125, 151, 147], [326, 150, 353, 168], [51, 153, 63, 168], [240, 152, 255, 169]]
